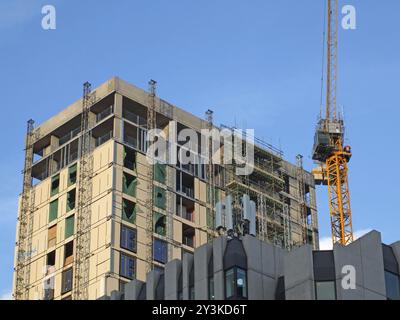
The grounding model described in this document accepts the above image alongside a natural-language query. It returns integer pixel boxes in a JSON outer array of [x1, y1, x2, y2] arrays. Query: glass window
[[315, 281, 336, 300], [120, 225, 136, 252], [120, 253, 135, 280], [209, 277, 215, 300], [385, 270, 400, 300], [153, 239, 167, 264], [61, 268, 73, 294], [237, 268, 247, 298], [225, 268, 235, 298]]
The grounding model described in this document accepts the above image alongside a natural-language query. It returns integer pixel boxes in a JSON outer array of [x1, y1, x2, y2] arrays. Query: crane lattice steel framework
[[312, 0, 354, 246]]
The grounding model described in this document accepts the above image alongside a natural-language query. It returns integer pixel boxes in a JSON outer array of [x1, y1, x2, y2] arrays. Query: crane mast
[[312, 0, 354, 246]]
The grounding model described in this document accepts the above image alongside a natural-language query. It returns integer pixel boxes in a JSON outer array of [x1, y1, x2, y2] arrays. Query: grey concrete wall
[[213, 236, 227, 300], [165, 259, 182, 300], [194, 242, 212, 300], [182, 252, 194, 300], [146, 270, 162, 300], [124, 279, 145, 300], [334, 230, 386, 300], [283, 244, 315, 300]]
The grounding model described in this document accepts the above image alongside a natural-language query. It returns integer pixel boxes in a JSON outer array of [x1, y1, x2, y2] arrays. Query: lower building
[[101, 230, 400, 300]]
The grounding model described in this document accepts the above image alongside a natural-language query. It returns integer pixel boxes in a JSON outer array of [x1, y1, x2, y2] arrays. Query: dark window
[[68, 164, 77, 186], [182, 224, 195, 247], [64, 241, 74, 266], [225, 268, 235, 299], [385, 270, 400, 300], [47, 251, 56, 268], [154, 212, 166, 236], [123, 146, 137, 171], [122, 198, 136, 224], [208, 277, 215, 300], [153, 239, 167, 264], [315, 281, 336, 300], [61, 268, 73, 294], [225, 267, 247, 299], [120, 225, 136, 252], [66, 189, 76, 212], [120, 253, 135, 280], [51, 174, 60, 196]]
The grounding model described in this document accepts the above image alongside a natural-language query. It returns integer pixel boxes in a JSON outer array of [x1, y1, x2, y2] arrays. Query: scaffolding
[[223, 127, 292, 249], [145, 80, 157, 272], [14, 120, 36, 300], [73, 82, 94, 299]]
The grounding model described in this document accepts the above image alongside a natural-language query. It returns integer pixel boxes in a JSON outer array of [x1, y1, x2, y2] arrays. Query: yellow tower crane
[[312, 0, 354, 246]]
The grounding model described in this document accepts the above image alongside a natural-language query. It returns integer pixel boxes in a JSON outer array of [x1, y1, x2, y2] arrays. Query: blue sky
[[0, 0, 399, 299]]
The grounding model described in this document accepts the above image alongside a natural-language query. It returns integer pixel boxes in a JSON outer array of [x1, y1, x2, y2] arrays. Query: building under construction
[[13, 77, 318, 300]]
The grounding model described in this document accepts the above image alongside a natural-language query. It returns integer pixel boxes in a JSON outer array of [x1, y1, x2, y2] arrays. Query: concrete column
[[113, 93, 123, 142], [213, 236, 227, 300], [182, 253, 194, 300], [125, 279, 145, 300], [165, 259, 182, 300], [194, 242, 212, 300], [334, 230, 386, 300], [284, 244, 315, 300], [146, 270, 161, 300]]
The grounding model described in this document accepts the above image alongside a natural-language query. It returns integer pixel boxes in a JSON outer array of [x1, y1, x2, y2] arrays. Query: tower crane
[[312, 0, 354, 246]]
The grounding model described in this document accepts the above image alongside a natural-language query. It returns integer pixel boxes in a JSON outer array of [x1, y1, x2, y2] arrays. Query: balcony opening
[[176, 195, 194, 222], [154, 186, 166, 210], [176, 170, 194, 199], [123, 146, 137, 171], [182, 223, 195, 248]]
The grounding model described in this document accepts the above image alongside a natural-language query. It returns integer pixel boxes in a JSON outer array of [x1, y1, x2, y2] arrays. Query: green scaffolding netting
[[123, 173, 137, 197], [65, 215, 74, 238], [49, 199, 58, 222]]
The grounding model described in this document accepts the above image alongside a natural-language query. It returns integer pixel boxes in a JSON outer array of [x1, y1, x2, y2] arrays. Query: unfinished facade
[[13, 77, 318, 300]]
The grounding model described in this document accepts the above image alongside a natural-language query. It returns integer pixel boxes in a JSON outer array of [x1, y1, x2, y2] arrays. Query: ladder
[[14, 120, 35, 300], [73, 82, 94, 299], [145, 80, 157, 273]]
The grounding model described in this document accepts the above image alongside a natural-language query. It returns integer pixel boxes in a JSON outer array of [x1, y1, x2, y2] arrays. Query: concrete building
[[104, 230, 400, 300], [13, 77, 318, 300]]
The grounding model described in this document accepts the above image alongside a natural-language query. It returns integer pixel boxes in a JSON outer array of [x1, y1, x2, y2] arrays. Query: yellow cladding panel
[[34, 178, 50, 207], [92, 166, 113, 198], [91, 192, 112, 224], [173, 219, 182, 243], [197, 230, 207, 247], [199, 180, 207, 202], [136, 258, 147, 282], [92, 139, 114, 172]]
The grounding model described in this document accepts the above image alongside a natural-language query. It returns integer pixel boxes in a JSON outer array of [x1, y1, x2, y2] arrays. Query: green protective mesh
[[154, 163, 166, 184], [65, 215, 74, 238], [49, 199, 58, 222], [153, 211, 166, 236], [122, 199, 136, 224], [154, 186, 166, 210], [123, 173, 137, 197]]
